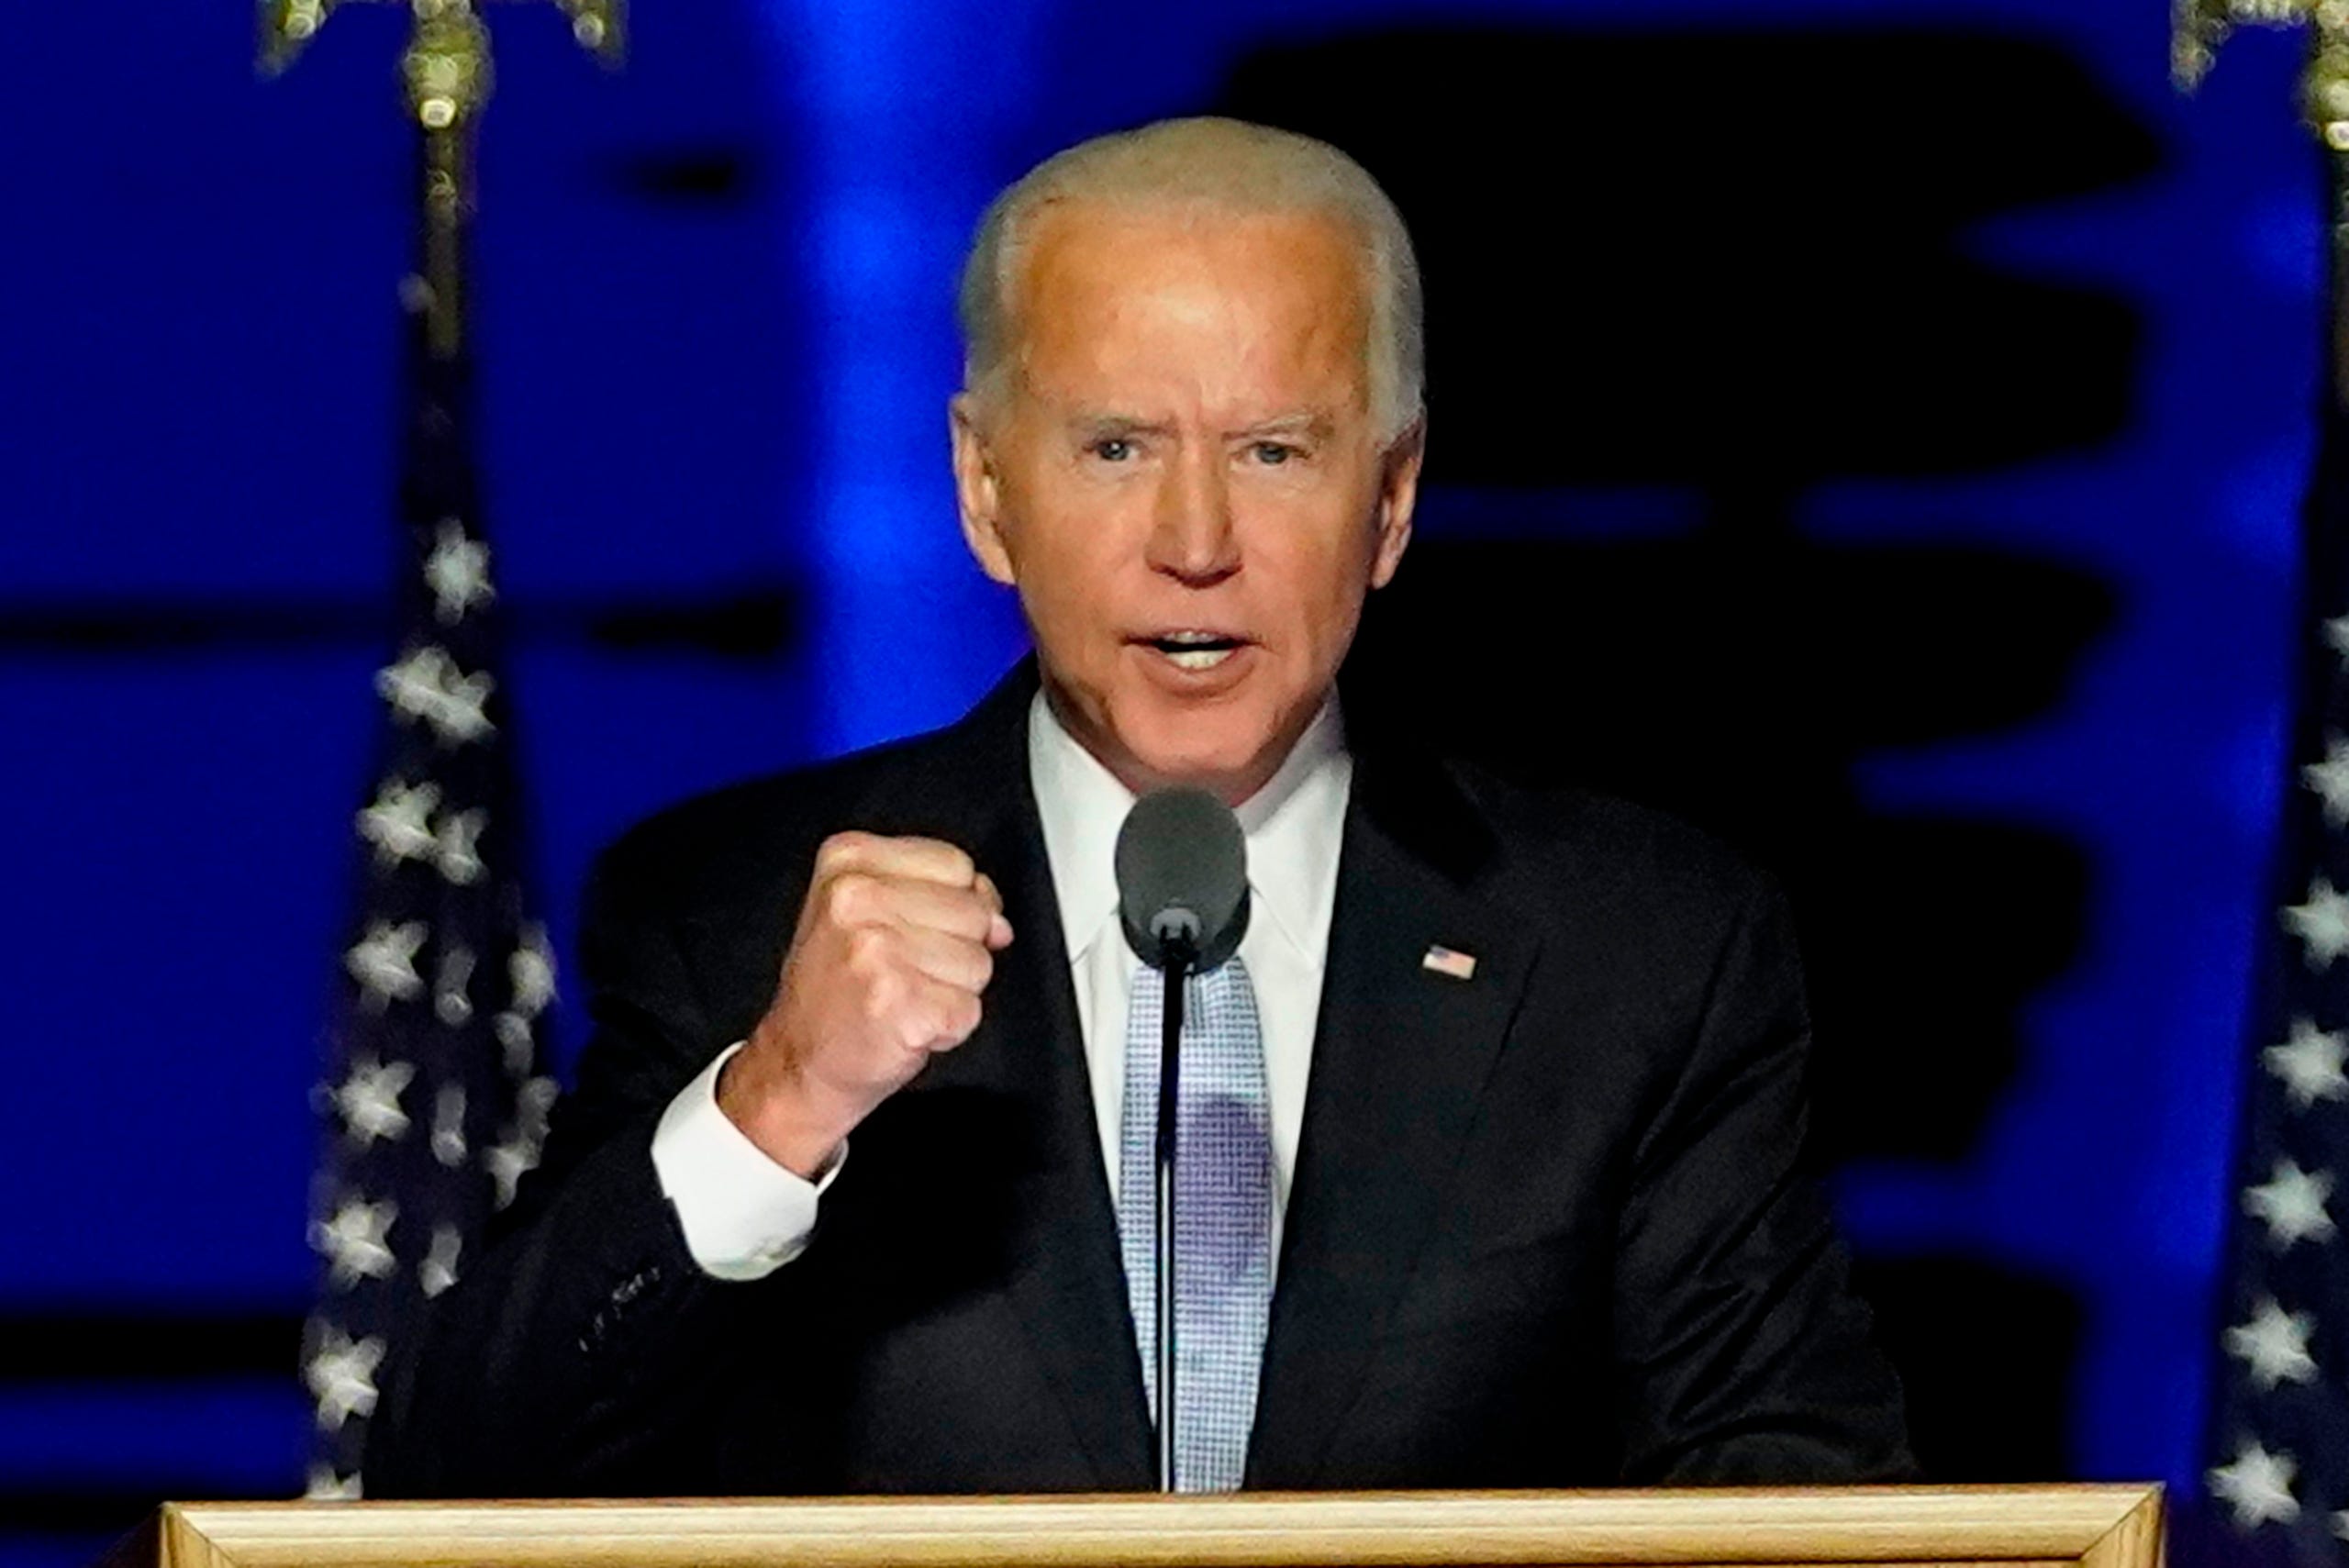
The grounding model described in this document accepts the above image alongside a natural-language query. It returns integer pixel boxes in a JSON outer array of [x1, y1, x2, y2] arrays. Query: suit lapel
[[979, 796, 1158, 1485], [1246, 750, 1538, 1485], [883, 668, 1155, 1487]]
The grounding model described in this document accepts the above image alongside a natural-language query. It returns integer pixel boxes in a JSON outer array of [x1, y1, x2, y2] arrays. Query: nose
[[1144, 446, 1240, 586]]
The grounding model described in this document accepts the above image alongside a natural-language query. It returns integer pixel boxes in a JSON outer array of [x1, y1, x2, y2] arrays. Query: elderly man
[[369, 117, 1912, 1496]]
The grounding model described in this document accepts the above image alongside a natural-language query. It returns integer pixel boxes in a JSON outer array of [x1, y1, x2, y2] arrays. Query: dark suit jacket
[[367, 662, 1913, 1496]]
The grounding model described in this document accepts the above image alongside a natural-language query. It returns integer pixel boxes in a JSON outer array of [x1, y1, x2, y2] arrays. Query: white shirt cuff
[[651, 1041, 843, 1281]]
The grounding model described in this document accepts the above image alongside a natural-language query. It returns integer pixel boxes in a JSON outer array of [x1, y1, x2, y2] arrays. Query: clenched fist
[[718, 831, 1013, 1177]]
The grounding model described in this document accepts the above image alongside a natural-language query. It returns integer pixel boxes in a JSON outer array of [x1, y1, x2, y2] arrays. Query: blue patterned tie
[[1117, 952, 1273, 1492]]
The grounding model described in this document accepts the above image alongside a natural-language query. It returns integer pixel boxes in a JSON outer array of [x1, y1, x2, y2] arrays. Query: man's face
[[952, 201, 1421, 805]]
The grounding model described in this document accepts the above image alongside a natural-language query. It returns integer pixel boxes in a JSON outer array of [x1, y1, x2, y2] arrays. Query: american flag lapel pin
[[1422, 944, 1477, 981]]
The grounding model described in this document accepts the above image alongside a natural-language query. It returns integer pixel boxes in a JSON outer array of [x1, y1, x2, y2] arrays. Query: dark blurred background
[[0, 0, 2315, 1561]]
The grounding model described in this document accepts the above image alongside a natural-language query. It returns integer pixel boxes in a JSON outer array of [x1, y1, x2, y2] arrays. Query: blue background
[[0, 0, 2318, 1560]]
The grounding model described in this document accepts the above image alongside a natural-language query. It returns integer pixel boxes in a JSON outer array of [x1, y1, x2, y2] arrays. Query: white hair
[[957, 117, 1424, 443]]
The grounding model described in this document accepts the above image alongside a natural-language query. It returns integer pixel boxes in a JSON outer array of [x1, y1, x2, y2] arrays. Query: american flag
[[300, 272, 557, 1499], [2204, 359, 2349, 1551], [1420, 943, 1478, 981]]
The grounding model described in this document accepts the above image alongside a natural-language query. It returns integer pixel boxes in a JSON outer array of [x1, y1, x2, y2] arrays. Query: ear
[[951, 393, 1017, 586], [1367, 417, 1424, 590]]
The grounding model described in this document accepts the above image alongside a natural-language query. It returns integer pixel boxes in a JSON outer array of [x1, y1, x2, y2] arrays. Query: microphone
[[1116, 786, 1251, 973], [1114, 786, 1250, 1492]]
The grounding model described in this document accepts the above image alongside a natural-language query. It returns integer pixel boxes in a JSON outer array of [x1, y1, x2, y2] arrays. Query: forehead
[[1008, 200, 1372, 407]]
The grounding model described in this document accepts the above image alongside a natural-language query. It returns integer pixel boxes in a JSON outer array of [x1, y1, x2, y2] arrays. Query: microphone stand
[[1154, 932, 1195, 1495]]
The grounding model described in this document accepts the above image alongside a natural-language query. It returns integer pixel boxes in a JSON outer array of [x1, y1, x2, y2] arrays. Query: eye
[[1088, 437, 1135, 462], [1250, 441, 1297, 466]]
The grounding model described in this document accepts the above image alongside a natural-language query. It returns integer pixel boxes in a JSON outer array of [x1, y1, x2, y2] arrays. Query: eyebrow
[[1066, 413, 1174, 440], [1060, 410, 1337, 441], [1232, 413, 1334, 441]]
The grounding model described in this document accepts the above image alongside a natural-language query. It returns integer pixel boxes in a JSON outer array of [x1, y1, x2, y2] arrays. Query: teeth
[[1143, 630, 1242, 671]]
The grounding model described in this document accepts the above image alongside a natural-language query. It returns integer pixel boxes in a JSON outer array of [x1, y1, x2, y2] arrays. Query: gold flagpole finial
[[260, 0, 339, 74], [259, 0, 622, 357], [404, 0, 495, 132], [261, 0, 622, 118], [550, 0, 623, 61]]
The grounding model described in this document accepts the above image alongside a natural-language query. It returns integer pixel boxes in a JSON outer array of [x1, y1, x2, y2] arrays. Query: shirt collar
[[1027, 689, 1351, 968]]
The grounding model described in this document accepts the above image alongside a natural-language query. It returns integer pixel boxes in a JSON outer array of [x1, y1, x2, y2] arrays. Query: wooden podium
[[107, 1486, 2163, 1568]]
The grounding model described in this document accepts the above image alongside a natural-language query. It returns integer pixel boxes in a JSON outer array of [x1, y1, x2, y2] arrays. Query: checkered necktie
[[1116, 952, 1273, 1492]]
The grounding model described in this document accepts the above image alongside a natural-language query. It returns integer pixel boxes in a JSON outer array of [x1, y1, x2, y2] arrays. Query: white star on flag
[[2266, 1018, 2349, 1110], [375, 645, 495, 746], [311, 1195, 399, 1287], [2325, 613, 2349, 662], [356, 779, 440, 866], [2244, 1158, 2337, 1250], [2224, 1296, 2319, 1389], [494, 1012, 532, 1074], [375, 645, 456, 727], [345, 920, 427, 1009], [484, 1126, 542, 1210], [330, 1056, 416, 1145], [304, 1464, 362, 1501], [419, 1223, 463, 1299], [429, 665, 494, 744], [2210, 1440, 2300, 1528], [2306, 733, 2349, 828], [431, 1083, 468, 1167], [509, 924, 556, 1018], [2283, 877, 2349, 969], [518, 1074, 559, 1129], [435, 943, 475, 1028], [434, 806, 485, 885], [306, 1328, 386, 1432], [423, 518, 495, 625]]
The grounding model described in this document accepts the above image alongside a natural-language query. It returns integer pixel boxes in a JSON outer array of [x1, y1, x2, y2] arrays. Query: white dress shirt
[[651, 691, 1352, 1281]]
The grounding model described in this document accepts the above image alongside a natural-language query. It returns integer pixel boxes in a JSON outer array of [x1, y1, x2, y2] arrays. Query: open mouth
[[1139, 630, 1250, 672]]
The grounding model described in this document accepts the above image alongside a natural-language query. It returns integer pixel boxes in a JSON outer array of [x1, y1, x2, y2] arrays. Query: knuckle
[[945, 991, 984, 1040], [907, 838, 974, 884], [814, 831, 867, 874], [944, 887, 995, 939], [825, 873, 874, 926], [843, 924, 890, 972]]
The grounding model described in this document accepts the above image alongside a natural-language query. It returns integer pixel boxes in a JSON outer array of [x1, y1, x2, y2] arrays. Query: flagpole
[[407, 4, 487, 361], [261, 0, 620, 1498]]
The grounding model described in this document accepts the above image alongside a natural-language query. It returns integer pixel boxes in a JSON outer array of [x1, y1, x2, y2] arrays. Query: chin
[[1116, 705, 1284, 799]]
